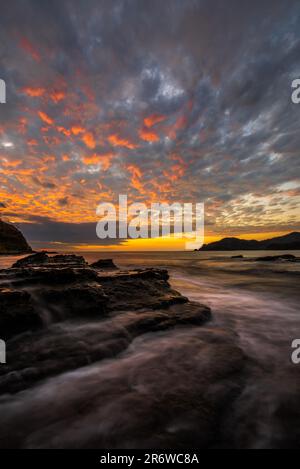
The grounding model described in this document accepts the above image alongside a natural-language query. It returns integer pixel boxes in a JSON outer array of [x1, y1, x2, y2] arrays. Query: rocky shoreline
[[0, 253, 251, 448], [0, 253, 214, 392], [1, 253, 298, 449]]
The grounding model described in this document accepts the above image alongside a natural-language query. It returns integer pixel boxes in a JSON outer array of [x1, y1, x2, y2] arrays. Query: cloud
[[38, 111, 54, 126], [108, 134, 138, 149], [0, 0, 299, 246]]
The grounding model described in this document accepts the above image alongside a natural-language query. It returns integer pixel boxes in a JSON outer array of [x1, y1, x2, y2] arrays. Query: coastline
[[0, 252, 299, 448]]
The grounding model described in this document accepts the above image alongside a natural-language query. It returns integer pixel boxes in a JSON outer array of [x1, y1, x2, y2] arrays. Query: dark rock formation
[[98, 268, 187, 311], [200, 237, 261, 251], [0, 288, 42, 339], [12, 252, 87, 268], [255, 254, 299, 262], [199, 232, 300, 251], [90, 258, 118, 270], [0, 253, 250, 449], [0, 220, 32, 254], [12, 252, 48, 267], [231, 255, 244, 259], [0, 254, 206, 341]]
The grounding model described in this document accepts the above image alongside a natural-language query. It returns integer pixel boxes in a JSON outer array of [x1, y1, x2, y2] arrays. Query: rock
[[0, 326, 245, 449], [40, 251, 58, 254], [0, 253, 257, 450], [90, 258, 118, 270], [12, 252, 87, 268], [0, 255, 199, 341], [256, 254, 298, 262], [38, 285, 108, 321], [231, 255, 244, 259], [0, 288, 42, 339], [98, 269, 188, 311], [0, 302, 212, 394], [0, 254, 213, 397], [50, 254, 87, 266], [12, 252, 49, 267], [0, 220, 32, 254]]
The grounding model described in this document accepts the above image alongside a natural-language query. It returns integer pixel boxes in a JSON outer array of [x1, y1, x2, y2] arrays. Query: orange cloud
[[38, 111, 54, 126], [82, 152, 114, 171], [1, 159, 22, 168], [22, 87, 45, 98], [108, 134, 138, 149], [50, 91, 65, 104], [43, 135, 60, 145], [42, 155, 56, 163], [27, 139, 38, 146], [19, 36, 41, 62], [139, 128, 159, 143], [144, 114, 166, 128], [82, 132, 96, 149], [163, 163, 186, 182], [126, 164, 144, 192], [57, 126, 71, 137], [71, 126, 85, 136]]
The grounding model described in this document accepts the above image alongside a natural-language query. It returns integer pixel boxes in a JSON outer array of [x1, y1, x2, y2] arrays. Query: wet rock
[[0, 327, 245, 449], [0, 288, 42, 340], [0, 253, 257, 449], [256, 254, 298, 262], [12, 252, 49, 267], [50, 254, 87, 266], [0, 254, 213, 394], [38, 285, 108, 320], [0, 256, 196, 341], [90, 258, 118, 270], [99, 269, 187, 311], [0, 302, 212, 394], [7, 267, 100, 287], [12, 253, 87, 268]]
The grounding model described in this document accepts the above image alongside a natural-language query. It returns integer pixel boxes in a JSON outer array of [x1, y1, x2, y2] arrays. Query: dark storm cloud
[[0, 0, 300, 246]]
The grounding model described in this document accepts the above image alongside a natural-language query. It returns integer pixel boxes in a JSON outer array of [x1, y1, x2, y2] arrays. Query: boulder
[[12, 252, 87, 268], [90, 258, 118, 270]]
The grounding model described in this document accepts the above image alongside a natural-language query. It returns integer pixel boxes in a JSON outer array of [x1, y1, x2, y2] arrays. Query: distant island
[[0, 219, 32, 255], [198, 232, 300, 251]]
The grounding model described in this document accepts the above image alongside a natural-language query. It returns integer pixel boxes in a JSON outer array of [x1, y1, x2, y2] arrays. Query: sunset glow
[[0, 1, 299, 250]]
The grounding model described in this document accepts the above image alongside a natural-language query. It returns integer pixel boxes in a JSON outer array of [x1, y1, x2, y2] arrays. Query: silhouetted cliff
[[0, 220, 32, 254]]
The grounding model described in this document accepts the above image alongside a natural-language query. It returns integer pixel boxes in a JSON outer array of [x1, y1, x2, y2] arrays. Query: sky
[[0, 0, 300, 250]]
